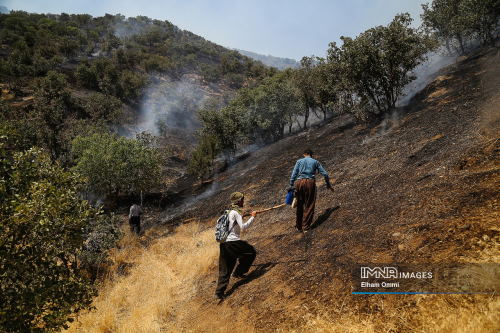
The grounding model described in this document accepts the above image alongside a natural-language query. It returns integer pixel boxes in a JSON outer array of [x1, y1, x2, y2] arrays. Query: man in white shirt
[[215, 192, 257, 300]]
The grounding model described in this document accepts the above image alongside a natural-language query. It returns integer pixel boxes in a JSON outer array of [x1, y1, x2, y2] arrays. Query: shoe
[[232, 273, 247, 279], [295, 226, 302, 233], [215, 293, 224, 300], [303, 229, 310, 234]]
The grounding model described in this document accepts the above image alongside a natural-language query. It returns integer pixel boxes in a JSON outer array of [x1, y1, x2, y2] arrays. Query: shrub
[[71, 133, 163, 197], [0, 144, 99, 331]]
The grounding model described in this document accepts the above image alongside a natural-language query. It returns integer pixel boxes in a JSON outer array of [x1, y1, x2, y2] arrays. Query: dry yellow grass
[[66, 223, 223, 333], [297, 295, 500, 333], [65, 220, 499, 333]]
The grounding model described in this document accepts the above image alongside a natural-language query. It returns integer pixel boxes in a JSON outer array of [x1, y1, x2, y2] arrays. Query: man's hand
[[251, 211, 257, 217]]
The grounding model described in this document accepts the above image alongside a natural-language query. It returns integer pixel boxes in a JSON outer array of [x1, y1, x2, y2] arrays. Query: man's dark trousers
[[295, 178, 317, 230], [129, 216, 141, 235], [215, 240, 256, 296]]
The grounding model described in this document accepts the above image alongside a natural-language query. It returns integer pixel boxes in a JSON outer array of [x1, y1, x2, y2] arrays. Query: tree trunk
[[456, 34, 465, 55], [321, 106, 327, 121], [303, 105, 309, 129]]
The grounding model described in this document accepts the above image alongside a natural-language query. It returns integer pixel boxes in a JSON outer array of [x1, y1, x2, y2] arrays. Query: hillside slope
[[0, 12, 273, 163], [66, 47, 499, 332]]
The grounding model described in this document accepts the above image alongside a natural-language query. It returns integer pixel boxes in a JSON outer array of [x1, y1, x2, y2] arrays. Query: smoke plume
[[398, 50, 458, 106], [134, 75, 208, 136]]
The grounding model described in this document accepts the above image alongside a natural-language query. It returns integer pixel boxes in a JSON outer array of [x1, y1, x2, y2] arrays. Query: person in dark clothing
[[289, 149, 333, 232], [129, 203, 143, 235], [215, 192, 257, 300]]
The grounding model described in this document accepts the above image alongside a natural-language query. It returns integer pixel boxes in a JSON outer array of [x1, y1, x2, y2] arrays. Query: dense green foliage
[[189, 69, 305, 178], [421, 0, 500, 54], [72, 133, 163, 196], [0, 142, 112, 332], [0, 11, 272, 166], [188, 134, 219, 178], [0, 11, 270, 86], [329, 14, 437, 117], [1, 70, 120, 163]]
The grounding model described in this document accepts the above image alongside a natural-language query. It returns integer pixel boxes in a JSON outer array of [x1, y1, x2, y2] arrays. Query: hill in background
[[236, 48, 299, 69], [0, 11, 274, 150]]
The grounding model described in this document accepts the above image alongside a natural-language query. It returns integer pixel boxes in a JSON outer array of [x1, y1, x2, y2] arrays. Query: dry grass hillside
[[66, 47, 500, 332]]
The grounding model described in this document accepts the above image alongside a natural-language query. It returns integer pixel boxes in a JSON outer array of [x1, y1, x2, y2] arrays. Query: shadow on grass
[[311, 205, 340, 230]]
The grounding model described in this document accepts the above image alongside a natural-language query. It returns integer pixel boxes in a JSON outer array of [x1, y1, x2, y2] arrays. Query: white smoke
[[133, 75, 211, 136], [397, 49, 458, 106]]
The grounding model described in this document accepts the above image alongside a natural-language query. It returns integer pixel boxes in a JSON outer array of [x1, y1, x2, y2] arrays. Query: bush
[[80, 214, 122, 279], [71, 133, 163, 197], [0, 144, 99, 331], [188, 134, 219, 179], [76, 92, 124, 123]]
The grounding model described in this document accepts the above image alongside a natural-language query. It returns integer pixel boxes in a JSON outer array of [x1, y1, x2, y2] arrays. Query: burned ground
[[162, 46, 499, 330], [68, 47, 499, 332]]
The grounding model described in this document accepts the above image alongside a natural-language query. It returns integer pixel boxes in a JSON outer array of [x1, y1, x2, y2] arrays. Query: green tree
[[71, 133, 162, 197], [32, 71, 72, 159], [421, 0, 500, 54], [117, 70, 148, 102], [0, 144, 99, 332], [76, 92, 124, 123], [422, 0, 471, 54], [188, 134, 219, 179], [249, 70, 304, 141], [464, 0, 500, 46], [330, 13, 437, 119], [198, 103, 246, 157], [293, 57, 318, 129], [310, 57, 341, 121]]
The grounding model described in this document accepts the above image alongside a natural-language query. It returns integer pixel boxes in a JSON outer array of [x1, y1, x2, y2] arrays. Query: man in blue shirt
[[289, 148, 332, 232]]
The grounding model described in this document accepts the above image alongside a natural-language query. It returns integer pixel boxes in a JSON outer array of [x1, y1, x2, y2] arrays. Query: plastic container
[[285, 189, 294, 205]]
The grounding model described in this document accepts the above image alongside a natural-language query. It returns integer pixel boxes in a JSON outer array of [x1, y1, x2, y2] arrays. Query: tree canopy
[[0, 143, 107, 332], [329, 13, 437, 118], [71, 133, 163, 197], [421, 0, 500, 54]]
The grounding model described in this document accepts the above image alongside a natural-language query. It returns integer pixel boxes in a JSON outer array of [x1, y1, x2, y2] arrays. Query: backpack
[[215, 210, 236, 243]]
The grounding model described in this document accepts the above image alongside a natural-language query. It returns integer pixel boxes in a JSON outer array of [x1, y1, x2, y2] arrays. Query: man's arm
[[289, 160, 300, 186], [232, 210, 254, 230], [317, 161, 332, 188]]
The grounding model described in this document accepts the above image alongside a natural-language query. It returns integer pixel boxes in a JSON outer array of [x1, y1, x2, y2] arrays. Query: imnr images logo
[[361, 267, 398, 279]]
